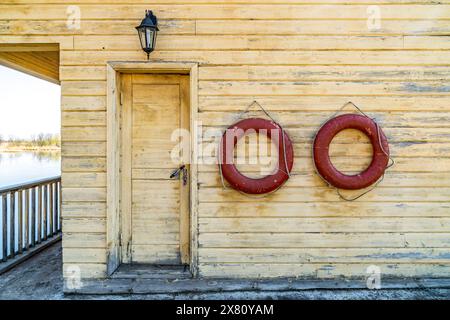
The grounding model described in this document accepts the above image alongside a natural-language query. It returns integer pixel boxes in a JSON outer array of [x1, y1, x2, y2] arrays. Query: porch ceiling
[[0, 43, 59, 84]]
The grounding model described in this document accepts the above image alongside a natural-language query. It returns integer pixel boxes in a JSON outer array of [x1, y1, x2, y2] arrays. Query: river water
[[0, 152, 61, 188]]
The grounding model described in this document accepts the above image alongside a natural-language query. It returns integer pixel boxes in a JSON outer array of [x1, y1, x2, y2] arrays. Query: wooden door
[[120, 74, 190, 265]]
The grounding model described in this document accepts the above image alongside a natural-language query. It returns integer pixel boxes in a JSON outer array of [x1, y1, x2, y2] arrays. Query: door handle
[[170, 165, 188, 186]]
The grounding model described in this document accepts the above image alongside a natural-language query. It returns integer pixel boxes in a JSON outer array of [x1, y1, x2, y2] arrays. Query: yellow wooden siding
[[1, 0, 449, 279]]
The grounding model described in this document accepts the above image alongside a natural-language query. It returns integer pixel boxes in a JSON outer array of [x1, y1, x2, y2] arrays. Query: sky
[[0, 65, 60, 140]]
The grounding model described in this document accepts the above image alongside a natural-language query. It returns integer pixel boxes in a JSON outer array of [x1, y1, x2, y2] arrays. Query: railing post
[[49, 183, 54, 237], [37, 186, 42, 244], [18, 190, 23, 254], [58, 181, 62, 232], [43, 185, 48, 241], [24, 189, 29, 251], [54, 182, 58, 235], [31, 187, 36, 248], [2, 194, 7, 262], [9, 192, 15, 259]]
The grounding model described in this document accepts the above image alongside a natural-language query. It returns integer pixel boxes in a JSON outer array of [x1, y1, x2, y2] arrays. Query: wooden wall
[[1, 0, 449, 280]]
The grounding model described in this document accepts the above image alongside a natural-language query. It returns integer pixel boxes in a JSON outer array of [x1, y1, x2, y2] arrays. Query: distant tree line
[[0, 133, 61, 147]]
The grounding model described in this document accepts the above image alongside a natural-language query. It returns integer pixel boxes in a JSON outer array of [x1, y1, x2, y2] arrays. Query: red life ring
[[219, 118, 294, 194], [313, 114, 390, 190]]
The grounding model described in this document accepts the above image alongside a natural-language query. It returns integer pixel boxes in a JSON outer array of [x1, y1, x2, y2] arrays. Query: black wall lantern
[[136, 10, 159, 60]]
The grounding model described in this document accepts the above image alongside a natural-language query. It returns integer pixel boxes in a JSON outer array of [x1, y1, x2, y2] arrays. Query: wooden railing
[[0, 176, 61, 266]]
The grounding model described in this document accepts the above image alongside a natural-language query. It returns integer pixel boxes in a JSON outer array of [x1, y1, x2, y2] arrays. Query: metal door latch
[[170, 165, 188, 185]]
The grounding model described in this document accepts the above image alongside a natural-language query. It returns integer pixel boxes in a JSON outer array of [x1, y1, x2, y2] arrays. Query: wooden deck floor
[[1, 242, 450, 300], [0, 240, 64, 300]]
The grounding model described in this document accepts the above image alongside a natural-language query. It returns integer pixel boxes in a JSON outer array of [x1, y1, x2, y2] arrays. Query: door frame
[[106, 61, 199, 277]]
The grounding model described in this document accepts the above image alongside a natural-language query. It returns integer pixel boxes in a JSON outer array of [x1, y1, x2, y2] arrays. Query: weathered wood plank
[[200, 127, 450, 143], [6, 0, 450, 4], [62, 218, 106, 233], [0, 20, 195, 35], [61, 50, 450, 66], [200, 172, 450, 188], [199, 96, 450, 112], [199, 217, 450, 233], [199, 263, 450, 279], [74, 35, 450, 51], [199, 247, 450, 263], [199, 157, 450, 174], [62, 157, 106, 172], [196, 20, 450, 35], [61, 126, 106, 142], [198, 202, 450, 217], [132, 244, 180, 264], [132, 232, 179, 245], [199, 81, 450, 96], [63, 248, 107, 263], [61, 96, 106, 111], [198, 111, 450, 127], [62, 202, 106, 218], [199, 66, 450, 81], [61, 81, 105, 96], [2, 5, 449, 20], [199, 187, 450, 202], [63, 233, 106, 248], [0, 35, 73, 49], [202, 141, 450, 160], [60, 66, 106, 81], [199, 232, 450, 248], [62, 172, 106, 188], [62, 111, 106, 127], [62, 188, 106, 202], [62, 142, 106, 157]]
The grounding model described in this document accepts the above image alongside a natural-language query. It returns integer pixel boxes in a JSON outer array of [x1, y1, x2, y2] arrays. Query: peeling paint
[[356, 252, 450, 260], [402, 83, 450, 93], [397, 141, 428, 147]]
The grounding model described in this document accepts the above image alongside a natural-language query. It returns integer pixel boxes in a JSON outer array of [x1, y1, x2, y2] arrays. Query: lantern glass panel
[[137, 28, 144, 49], [138, 27, 156, 53]]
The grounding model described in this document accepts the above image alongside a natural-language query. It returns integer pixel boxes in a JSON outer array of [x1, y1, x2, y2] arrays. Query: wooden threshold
[[64, 276, 450, 295], [111, 264, 192, 280]]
